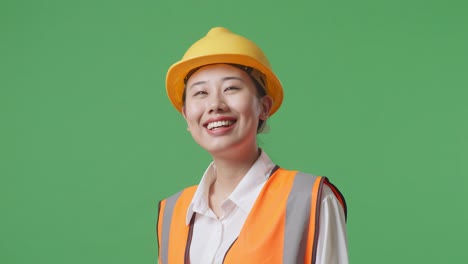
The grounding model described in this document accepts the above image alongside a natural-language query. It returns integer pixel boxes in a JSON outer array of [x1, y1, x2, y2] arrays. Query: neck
[[210, 146, 260, 197]]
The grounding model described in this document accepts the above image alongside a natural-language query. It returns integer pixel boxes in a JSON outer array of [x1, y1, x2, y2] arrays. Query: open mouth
[[206, 120, 236, 130]]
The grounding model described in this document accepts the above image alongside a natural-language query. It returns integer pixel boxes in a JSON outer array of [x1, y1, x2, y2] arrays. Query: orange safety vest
[[157, 167, 347, 264]]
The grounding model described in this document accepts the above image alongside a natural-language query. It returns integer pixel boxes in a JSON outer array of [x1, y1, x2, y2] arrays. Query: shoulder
[[158, 185, 199, 223], [275, 169, 322, 194], [276, 169, 347, 219], [160, 185, 198, 203], [321, 184, 340, 204], [319, 179, 348, 222], [289, 170, 346, 204]]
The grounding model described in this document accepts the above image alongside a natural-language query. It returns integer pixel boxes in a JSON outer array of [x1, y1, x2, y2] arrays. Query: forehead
[[186, 64, 251, 85]]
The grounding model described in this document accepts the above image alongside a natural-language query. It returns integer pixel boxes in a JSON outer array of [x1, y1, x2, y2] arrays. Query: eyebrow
[[188, 76, 245, 90]]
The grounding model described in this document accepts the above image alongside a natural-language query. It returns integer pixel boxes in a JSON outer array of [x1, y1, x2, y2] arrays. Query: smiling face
[[182, 64, 272, 157]]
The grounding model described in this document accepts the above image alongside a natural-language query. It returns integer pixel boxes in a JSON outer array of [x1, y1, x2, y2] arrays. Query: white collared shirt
[[186, 151, 348, 264]]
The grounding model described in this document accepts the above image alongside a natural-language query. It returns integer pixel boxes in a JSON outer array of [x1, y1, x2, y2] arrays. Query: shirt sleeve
[[315, 185, 349, 264]]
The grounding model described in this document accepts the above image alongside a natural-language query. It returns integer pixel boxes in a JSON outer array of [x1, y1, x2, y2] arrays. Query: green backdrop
[[1, 0, 467, 263]]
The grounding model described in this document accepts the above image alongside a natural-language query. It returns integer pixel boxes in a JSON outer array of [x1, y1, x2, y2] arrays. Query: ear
[[259, 95, 273, 120]]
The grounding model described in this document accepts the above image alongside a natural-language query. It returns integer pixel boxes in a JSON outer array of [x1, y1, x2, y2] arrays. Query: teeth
[[207, 120, 234, 130]]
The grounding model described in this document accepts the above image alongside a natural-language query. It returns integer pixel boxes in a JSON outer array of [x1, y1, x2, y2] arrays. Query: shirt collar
[[185, 150, 276, 225]]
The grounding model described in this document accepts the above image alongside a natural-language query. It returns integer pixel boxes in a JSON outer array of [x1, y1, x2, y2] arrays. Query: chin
[[201, 142, 237, 155], [201, 138, 256, 157]]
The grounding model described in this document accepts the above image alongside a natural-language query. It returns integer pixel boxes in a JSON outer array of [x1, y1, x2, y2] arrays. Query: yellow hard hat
[[165, 27, 284, 116]]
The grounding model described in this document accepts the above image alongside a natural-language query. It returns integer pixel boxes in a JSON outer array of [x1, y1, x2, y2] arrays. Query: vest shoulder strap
[[157, 185, 197, 264]]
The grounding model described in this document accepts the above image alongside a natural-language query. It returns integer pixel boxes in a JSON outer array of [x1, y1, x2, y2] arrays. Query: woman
[[158, 27, 348, 264]]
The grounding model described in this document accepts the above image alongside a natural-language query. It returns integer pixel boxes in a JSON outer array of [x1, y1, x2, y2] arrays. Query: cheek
[[184, 103, 203, 124], [234, 97, 262, 118]]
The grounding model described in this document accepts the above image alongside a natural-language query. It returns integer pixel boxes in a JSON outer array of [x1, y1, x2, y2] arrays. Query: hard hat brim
[[166, 54, 283, 116]]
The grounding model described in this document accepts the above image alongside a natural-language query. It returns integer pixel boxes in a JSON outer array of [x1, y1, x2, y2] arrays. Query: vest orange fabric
[[157, 168, 347, 264]]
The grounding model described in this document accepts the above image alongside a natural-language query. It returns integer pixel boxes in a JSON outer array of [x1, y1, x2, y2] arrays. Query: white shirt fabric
[[186, 151, 348, 264]]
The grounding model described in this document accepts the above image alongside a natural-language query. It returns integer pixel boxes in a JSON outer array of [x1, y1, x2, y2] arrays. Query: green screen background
[[1, 0, 467, 263]]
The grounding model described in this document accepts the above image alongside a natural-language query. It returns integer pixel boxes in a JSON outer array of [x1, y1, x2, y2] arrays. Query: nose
[[208, 92, 228, 114]]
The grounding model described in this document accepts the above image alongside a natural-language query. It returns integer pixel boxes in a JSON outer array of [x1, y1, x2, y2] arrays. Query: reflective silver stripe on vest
[[160, 190, 183, 264], [283, 172, 320, 264]]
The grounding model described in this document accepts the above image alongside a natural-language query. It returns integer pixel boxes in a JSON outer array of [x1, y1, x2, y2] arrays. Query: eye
[[193, 90, 207, 96], [224, 86, 240, 92]]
